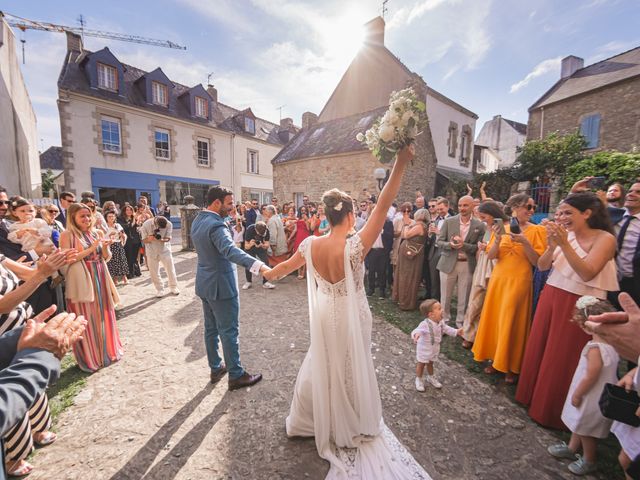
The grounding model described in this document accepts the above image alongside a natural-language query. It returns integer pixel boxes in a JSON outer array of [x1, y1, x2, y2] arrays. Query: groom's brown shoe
[[228, 372, 263, 390], [210, 365, 227, 384]]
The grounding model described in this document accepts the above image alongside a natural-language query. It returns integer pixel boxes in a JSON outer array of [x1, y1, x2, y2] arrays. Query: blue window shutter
[[580, 114, 600, 148]]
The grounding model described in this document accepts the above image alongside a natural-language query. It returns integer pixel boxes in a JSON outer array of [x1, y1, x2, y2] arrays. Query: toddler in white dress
[[411, 299, 461, 391], [548, 297, 619, 476], [7, 197, 54, 253]]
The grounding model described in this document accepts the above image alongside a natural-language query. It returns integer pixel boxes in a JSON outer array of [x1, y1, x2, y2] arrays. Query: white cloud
[[586, 40, 640, 64], [510, 56, 562, 93]]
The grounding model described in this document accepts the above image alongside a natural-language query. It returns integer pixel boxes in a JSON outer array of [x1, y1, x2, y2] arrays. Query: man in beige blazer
[[436, 196, 486, 327]]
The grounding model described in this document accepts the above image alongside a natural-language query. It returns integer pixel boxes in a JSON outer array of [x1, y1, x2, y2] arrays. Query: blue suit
[[191, 210, 260, 379], [0, 328, 60, 480]]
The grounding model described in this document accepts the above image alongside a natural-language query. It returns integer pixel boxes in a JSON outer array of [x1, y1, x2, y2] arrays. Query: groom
[[191, 186, 270, 390]]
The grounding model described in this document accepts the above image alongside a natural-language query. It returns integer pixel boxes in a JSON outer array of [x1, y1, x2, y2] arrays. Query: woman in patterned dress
[[104, 210, 129, 285], [119, 204, 142, 278], [60, 203, 123, 373], [0, 251, 70, 477]]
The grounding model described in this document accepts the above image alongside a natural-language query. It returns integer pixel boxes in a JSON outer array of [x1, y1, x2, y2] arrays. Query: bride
[[264, 144, 431, 479]]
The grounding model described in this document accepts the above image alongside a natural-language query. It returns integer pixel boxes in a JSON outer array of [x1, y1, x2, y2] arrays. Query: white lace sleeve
[[348, 234, 364, 267], [298, 236, 313, 259]]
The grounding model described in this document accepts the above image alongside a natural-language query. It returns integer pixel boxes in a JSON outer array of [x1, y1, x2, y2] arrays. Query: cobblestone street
[[31, 246, 590, 479]]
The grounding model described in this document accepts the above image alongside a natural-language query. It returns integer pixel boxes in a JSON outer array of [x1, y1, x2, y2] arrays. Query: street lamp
[[374, 167, 389, 191]]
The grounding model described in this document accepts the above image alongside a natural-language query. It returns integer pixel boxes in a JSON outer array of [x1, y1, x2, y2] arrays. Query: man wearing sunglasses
[[56, 192, 75, 227]]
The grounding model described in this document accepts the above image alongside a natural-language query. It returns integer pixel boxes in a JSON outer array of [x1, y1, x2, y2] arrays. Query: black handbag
[[599, 383, 640, 427]]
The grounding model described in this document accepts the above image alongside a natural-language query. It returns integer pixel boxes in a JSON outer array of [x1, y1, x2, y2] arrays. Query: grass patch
[[47, 354, 90, 424], [369, 294, 623, 478]]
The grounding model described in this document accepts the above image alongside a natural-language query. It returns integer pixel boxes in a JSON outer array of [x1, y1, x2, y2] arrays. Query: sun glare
[[322, 10, 366, 66]]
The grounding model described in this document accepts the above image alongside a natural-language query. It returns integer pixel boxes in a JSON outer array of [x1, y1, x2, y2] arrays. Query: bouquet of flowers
[[356, 87, 426, 164]]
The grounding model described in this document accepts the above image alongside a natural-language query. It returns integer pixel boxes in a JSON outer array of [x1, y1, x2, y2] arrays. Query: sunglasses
[[525, 204, 537, 211], [402, 208, 411, 212], [48, 209, 59, 213], [0, 200, 9, 206]]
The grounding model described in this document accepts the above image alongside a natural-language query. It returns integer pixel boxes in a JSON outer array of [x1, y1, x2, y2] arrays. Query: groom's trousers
[[200, 295, 244, 380]]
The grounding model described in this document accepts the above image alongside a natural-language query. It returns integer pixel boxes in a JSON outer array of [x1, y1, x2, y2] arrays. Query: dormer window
[[152, 81, 168, 106], [97, 63, 118, 91], [244, 117, 255, 134], [195, 96, 208, 118]]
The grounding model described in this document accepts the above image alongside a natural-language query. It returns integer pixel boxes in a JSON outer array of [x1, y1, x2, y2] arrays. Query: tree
[[41, 169, 56, 197], [564, 151, 640, 191], [513, 131, 587, 181]]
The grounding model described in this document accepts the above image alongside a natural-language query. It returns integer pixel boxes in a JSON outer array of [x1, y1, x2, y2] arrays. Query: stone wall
[[528, 77, 640, 151]]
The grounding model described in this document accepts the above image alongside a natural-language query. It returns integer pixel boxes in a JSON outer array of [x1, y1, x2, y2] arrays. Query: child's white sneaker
[[242, 282, 252, 290], [415, 377, 425, 392], [426, 375, 442, 389]]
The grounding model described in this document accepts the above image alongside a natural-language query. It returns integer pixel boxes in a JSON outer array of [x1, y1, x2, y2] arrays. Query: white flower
[[576, 296, 598, 310], [334, 202, 343, 211], [378, 123, 395, 142], [356, 132, 365, 142], [400, 111, 413, 127]]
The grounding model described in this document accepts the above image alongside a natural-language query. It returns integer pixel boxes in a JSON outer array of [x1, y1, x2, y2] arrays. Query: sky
[[3, 0, 639, 151]]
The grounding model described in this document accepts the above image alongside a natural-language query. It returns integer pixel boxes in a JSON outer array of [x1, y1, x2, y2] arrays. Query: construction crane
[[1, 11, 187, 60]]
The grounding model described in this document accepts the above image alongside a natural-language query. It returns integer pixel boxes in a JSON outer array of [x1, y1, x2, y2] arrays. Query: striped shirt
[[0, 254, 33, 335]]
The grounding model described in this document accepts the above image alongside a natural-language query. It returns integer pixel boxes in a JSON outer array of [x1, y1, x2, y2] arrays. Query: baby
[[7, 197, 54, 253], [412, 299, 462, 390]]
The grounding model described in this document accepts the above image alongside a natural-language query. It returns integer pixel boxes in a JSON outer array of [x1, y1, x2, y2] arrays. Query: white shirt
[[616, 210, 640, 278]]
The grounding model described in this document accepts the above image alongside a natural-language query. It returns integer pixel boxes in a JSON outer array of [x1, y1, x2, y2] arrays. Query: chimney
[[65, 31, 83, 55], [561, 55, 584, 79], [206, 84, 218, 103], [280, 117, 294, 130], [302, 112, 318, 130], [363, 17, 385, 46]]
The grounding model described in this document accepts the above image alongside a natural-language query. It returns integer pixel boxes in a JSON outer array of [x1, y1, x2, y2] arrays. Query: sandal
[[505, 374, 518, 385], [461, 340, 473, 349], [7, 459, 34, 477], [297, 275, 305, 280], [484, 365, 497, 375], [33, 430, 57, 447]]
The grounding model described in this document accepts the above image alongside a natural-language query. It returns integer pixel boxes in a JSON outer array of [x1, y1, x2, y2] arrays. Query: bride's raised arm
[[359, 143, 415, 255]]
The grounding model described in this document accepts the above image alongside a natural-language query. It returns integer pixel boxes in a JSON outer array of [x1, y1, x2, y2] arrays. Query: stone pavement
[[31, 246, 595, 479]]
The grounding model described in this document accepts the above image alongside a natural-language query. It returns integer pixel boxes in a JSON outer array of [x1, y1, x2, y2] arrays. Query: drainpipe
[[539, 107, 545, 140], [230, 133, 236, 197]]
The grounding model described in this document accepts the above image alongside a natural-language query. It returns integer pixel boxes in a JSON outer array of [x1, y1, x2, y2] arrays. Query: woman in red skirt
[[515, 192, 618, 429]]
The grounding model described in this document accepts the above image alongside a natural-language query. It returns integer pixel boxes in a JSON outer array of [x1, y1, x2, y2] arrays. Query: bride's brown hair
[[322, 189, 353, 226]]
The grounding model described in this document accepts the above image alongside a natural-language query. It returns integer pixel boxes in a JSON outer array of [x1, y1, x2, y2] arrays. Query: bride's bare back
[[309, 235, 349, 284]]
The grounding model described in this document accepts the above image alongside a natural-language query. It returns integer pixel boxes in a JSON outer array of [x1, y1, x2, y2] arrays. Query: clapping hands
[[545, 221, 568, 248]]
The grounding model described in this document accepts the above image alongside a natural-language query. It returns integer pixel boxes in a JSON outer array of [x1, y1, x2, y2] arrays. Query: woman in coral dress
[[516, 192, 618, 429], [293, 206, 311, 279], [472, 194, 546, 384], [60, 203, 123, 373]]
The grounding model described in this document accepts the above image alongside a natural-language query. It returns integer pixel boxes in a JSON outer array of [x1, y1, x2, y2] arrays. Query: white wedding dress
[[286, 234, 432, 479]]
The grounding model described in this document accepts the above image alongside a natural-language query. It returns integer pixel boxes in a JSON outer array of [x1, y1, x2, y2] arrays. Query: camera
[[153, 228, 162, 240]]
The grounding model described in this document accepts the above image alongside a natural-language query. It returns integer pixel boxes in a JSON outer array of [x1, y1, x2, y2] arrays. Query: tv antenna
[[277, 105, 286, 121], [207, 72, 214, 85], [382, 0, 389, 19]]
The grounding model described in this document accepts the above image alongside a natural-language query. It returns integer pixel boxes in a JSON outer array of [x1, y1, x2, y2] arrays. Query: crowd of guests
[[0, 186, 178, 477]]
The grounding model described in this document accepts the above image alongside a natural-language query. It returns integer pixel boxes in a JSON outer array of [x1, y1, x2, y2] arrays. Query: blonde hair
[[413, 208, 431, 225], [65, 203, 96, 239], [322, 188, 354, 226]]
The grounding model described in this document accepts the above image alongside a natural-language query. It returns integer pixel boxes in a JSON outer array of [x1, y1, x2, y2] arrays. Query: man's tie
[[618, 215, 635, 251]]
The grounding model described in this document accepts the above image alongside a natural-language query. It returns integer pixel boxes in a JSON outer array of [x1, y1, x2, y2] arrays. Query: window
[[152, 81, 168, 106], [155, 129, 170, 160], [197, 138, 210, 166], [447, 122, 458, 157], [459, 133, 468, 166], [580, 114, 601, 149], [97, 63, 118, 91], [247, 149, 259, 173], [195, 97, 208, 118], [101, 116, 121, 153], [244, 117, 255, 134]]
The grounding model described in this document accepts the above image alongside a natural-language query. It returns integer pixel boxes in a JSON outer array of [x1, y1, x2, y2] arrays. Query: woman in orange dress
[[472, 194, 546, 384]]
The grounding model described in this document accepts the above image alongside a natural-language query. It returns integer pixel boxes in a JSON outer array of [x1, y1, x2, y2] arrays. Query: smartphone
[[588, 176, 606, 190], [495, 218, 506, 235]]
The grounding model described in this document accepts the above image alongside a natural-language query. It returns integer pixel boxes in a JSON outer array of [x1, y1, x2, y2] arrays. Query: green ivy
[[564, 151, 640, 191], [513, 131, 587, 180]]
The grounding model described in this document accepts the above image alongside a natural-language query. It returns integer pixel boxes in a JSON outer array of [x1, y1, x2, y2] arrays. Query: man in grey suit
[[191, 186, 271, 390], [1, 308, 86, 480], [436, 196, 486, 327]]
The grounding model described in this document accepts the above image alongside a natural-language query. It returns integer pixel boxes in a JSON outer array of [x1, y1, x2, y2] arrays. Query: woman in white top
[[264, 144, 431, 479], [516, 192, 619, 430]]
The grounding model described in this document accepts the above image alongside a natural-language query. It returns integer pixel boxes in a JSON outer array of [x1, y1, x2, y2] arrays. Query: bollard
[[180, 195, 201, 251]]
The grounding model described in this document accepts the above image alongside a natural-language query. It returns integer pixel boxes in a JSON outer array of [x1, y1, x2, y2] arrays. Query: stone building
[[527, 47, 640, 152], [474, 115, 527, 172], [272, 17, 477, 204], [57, 32, 287, 212], [0, 18, 41, 197]]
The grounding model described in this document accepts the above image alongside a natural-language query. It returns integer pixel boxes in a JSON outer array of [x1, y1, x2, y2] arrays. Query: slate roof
[[39, 146, 63, 170], [271, 106, 388, 165], [503, 118, 527, 135], [58, 49, 286, 145], [530, 46, 640, 110]]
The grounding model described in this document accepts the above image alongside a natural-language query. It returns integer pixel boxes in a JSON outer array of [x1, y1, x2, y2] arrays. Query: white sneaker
[[242, 282, 252, 290], [156, 289, 165, 298], [426, 375, 442, 389], [415, 377, 425, 392], [263, 282, 276, 289], [169, 287, 180, 295]]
